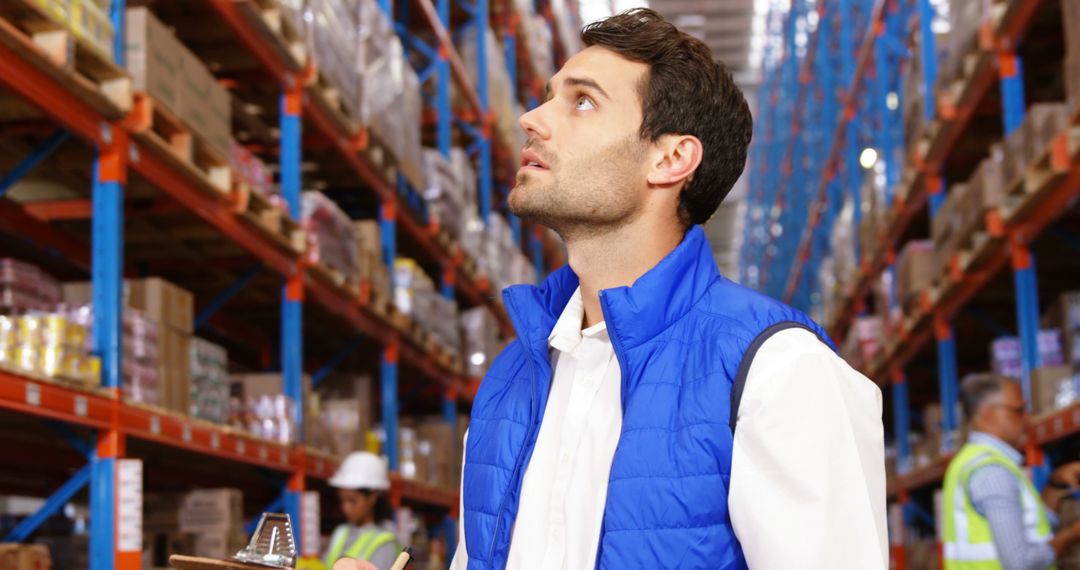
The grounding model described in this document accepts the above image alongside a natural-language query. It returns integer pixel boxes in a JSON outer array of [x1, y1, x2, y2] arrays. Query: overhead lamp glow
[[886, 92, 899, 111], [859, 148, 879, 169]]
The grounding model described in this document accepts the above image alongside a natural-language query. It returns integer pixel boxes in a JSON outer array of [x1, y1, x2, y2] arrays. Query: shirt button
[[583, 375, 593, 385], [560, 453, 571, 465], [552, 528, 562, 540]]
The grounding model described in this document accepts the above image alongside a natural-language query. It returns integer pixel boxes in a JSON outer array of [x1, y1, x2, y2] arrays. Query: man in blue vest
[[338, 7, 886, 570]]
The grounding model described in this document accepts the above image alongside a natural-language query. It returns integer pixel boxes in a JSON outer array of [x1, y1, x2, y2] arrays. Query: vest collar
[[503, 226, 720, 351]]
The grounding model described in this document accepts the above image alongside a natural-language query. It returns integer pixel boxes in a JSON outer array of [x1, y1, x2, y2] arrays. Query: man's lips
[[520, 149, 549, 170]]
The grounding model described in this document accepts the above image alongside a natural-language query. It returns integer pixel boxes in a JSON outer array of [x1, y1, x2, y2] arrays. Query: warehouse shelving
[[0, 0, 575, 567], [746, 0, 1080, 567]]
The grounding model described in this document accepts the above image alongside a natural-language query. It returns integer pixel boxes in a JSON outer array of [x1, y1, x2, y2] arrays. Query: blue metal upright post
[[892, 368, 912, 474], [917, 0, 938, 123], [1011, 238, 1042, 406], [437, 0, 452, 157], [90, 135, 126, 570], [999, 53, 1027, 136], [935, 317, 960, 452], [280, 83, 305, 536], [474, 0, 493, 224], [380, 199, 400, 470]]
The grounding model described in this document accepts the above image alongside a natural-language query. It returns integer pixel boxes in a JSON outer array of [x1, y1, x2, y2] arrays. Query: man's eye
[[575, 96, 596, 111]]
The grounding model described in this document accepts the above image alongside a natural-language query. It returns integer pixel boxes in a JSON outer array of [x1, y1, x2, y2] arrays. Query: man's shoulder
[[694, 277, 825, 340]]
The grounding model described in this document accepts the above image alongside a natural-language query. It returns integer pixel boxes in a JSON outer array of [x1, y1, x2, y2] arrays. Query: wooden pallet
[[309, 261, 360, 298], [234, 187, 307, 255], [0, 0, 131, 115], [126, 93, 233, 194]]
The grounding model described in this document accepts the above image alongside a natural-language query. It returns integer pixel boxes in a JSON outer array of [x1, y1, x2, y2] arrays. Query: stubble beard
[[509, 136, 647, 242]]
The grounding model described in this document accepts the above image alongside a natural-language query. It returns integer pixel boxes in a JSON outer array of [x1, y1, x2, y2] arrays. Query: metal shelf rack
[[0, 0, 578, 567]]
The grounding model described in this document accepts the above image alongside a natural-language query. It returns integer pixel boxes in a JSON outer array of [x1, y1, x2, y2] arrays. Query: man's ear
[[646, 134, 703, 188]]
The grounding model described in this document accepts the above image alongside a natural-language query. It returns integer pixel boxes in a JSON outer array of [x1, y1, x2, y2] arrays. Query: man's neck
[[566, 218, 684, 328]]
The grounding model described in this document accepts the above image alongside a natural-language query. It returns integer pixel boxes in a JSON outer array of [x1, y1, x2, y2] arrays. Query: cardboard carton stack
[[399, 414, 468, 489], [189, 337, 230, 424], [353, 221, 392, 304], [301, 192, 360, 284], [896, 240, 936, 314], [460, 306, 500, 378], [394, 259, 460, 352], [1000, 103, 1069, 191], [958, 147, 1005, 242], [314, 375, 375, 458], [831, 196, 857, 290], [1063, 0, 1080, 108], [938, 0, 995, 93], [0, 259, 62, 313], [0, 543, 52, 570], [930, 182, 970, 276], [125, 8, 231, 157], [230, 373, 308, 444], [144, 489, 247, 564], [64, 278, 194, 413]]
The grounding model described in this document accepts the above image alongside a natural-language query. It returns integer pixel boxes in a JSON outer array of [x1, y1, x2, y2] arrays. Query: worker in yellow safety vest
[[318, 452, 400, 570], [943, 374, 1080, 569]]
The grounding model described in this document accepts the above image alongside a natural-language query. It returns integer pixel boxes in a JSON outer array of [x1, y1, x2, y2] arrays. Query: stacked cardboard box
[[357, 0, 425, 189], [143, 489, 247, 564], [125, 8, 232, 157], [301, 192, 360, 283], [938, 0, 995, 91], [1063, 0, 1080, 108], [306, 0, 364, 121], [230, 373, 308, 444], [0, 259, 62, 313], [831, 196, 857, 289], [1059, 291, 1080, 367], [1001, 103, 1069, 190], [0, 543, 52, 570], [896, 240, 936, 313], [64, 278, 194, 413], [423, 149, 472, 243], [460, 306, 500, 378], [314, 375, 374, 457], [353, 221, 392, 303], [930, 182, 970, 276], [189, 337, 229, 424], [457, 27, 516, 153], [1030, 365, 1075, 415], [958, 147, 1005, 242], [393, 259, 460, 351]]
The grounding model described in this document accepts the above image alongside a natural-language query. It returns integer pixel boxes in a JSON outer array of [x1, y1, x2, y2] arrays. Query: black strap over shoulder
[[730, 321, 829, 433]]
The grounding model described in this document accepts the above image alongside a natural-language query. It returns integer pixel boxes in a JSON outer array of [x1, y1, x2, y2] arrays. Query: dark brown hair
[[581, 8, 753, 226]]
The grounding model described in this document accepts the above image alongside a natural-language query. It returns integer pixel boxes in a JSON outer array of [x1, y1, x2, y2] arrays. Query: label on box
[[301, 491, 321, 556], [117, 459, 143, 552]]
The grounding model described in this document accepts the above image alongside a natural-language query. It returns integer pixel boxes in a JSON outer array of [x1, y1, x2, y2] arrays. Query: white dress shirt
[[451, 289, 887, 569]]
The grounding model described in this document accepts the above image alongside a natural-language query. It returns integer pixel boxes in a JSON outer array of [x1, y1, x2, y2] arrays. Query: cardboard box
[[896, 240, 936, 312], [1030, 365, 1073, 415], [960, 150, 1005, 241], [1064, 0, 1080, 60], [177, 49, 232, 158], [128, 278, 194, 334], [159, 328, 191, 414], [179, 489, 243, 534], [124, 8, 184, 118]]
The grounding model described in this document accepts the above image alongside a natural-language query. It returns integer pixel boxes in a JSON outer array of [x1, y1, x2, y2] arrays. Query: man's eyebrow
[[542, 77, 612, 102]]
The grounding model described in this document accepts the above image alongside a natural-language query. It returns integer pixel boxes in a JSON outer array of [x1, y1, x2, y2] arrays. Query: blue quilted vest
[[462, 226, 834, 569]]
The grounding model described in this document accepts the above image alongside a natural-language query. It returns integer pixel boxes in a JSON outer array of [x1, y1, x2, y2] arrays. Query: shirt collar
[[548, 287, 607, 353], [969, 431, 1024, 465]]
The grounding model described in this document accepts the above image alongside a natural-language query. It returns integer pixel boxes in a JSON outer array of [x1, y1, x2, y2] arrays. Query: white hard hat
[[329, 452, 391, 491]]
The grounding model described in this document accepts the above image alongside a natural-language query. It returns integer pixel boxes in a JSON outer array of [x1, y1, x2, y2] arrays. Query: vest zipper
[[593, 291, 632, 569], [487, 294, 543, 565]]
